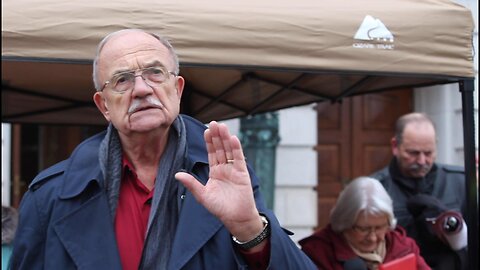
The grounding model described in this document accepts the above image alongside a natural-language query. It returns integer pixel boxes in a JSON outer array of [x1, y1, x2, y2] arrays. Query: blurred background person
[[2, 205, 18, 270], [371, 112, 467, 270], [299, 176, 430, 270]]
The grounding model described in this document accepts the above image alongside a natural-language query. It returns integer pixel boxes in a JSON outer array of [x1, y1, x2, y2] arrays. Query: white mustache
[[128, 96, 163, 114]]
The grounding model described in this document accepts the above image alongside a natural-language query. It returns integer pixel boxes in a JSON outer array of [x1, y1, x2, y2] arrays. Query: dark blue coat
[[10, 115, 315, 270]]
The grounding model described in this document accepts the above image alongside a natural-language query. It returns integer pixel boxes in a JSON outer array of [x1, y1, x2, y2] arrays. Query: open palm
[[175, 121, 261, 237]]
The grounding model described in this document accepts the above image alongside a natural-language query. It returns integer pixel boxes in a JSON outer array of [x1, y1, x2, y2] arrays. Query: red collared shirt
[[115, 156, 153, 270]]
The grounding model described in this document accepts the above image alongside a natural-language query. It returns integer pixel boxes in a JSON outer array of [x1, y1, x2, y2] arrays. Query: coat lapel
[[53, 192, 122, 269], [168, 121, 221, 270], [168, 191, 222, 270]]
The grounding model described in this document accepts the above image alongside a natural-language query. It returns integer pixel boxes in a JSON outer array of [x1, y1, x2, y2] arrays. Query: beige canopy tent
[[2, 0, 477, 267], [2, 0, 475, 124]]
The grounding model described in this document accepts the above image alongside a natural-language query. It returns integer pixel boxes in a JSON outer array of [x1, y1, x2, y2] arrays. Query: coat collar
[[181, 114, 209, 173], [59, 131, 106, 199], [59, 114, 210, 199]]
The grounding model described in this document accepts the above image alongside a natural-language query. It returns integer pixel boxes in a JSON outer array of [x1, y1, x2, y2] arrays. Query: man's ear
[[391, 137, 399, 156], [175, 76, 185, 99], [93, 92, 111, 121]]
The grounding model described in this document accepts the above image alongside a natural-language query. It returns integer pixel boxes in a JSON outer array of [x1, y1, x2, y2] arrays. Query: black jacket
[[371, 158, 466, 270]]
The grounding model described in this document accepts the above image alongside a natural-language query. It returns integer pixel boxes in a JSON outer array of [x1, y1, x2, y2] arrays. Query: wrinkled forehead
[[98, 31, 172, 71]]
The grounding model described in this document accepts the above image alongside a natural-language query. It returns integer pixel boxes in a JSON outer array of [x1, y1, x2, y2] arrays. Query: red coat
[[299, 224, 431, 270]]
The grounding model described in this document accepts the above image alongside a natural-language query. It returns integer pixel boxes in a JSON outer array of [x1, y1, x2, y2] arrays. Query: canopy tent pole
[[459, 79, 478, 270]]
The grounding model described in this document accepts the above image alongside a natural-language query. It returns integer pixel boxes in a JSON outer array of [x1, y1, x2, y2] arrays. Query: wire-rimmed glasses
[[99, 66, 176, 93]]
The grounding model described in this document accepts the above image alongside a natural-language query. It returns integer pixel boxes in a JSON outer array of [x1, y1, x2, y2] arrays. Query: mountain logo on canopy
[[353, 15, 394, 50]]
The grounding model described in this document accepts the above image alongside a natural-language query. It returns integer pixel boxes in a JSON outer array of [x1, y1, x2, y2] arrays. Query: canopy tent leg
[[459, 79, 478, 270]]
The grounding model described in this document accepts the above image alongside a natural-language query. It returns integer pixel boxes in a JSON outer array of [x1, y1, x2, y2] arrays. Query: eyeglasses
[[352, 224, 390, 236], [99, 66, 176, 93]]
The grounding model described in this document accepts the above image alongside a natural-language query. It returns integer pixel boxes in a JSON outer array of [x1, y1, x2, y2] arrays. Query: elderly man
[[371, 112, 467, 270], [10, 29, 316, 270]]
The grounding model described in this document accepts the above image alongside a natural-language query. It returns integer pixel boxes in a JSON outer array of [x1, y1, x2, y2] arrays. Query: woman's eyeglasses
[[352, 223, 390, 236]]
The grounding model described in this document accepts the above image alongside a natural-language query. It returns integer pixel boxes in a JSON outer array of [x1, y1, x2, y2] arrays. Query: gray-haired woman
[[299, 177, 430, 270]]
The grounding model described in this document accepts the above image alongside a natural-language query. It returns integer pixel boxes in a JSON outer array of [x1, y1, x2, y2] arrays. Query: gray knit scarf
[[99, 116, 187, 270]]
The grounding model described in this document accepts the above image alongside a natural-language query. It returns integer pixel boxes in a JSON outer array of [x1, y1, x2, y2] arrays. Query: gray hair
[[329, 176, 397, 232], [92, 29, 180, 91], [395, 112, 436, 145]]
